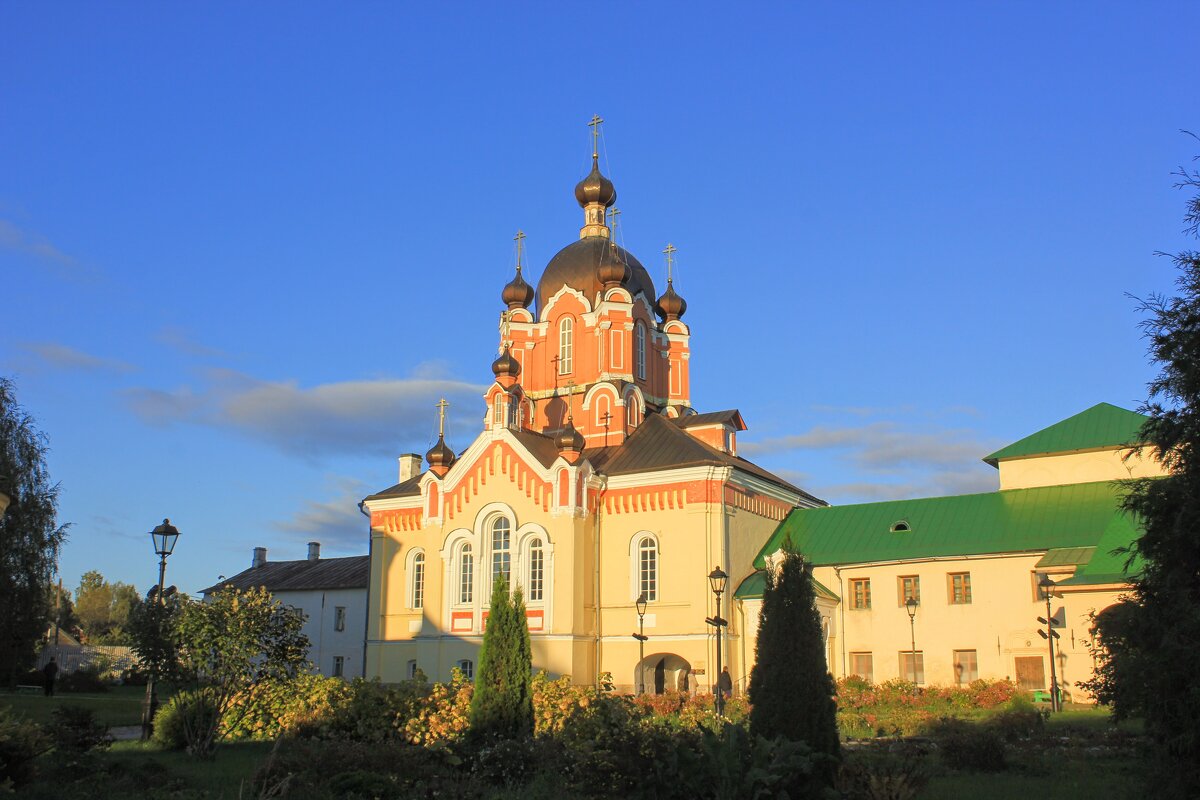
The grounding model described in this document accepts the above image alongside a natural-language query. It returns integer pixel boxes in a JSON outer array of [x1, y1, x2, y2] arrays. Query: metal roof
[[200, 555, 369, 595], [1035, 546, 1097, 568], [983, 403, 1148, 466], [755, 480, 1139, 570], [671, 409, 747, 431], [733, 569, 839, 601]]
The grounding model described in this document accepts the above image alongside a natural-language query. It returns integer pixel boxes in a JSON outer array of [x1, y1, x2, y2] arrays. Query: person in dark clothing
[[717, 666, 733, 700], [43, 658, 58, 697]]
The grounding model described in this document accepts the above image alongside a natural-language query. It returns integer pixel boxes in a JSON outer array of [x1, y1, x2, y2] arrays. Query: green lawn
[[920, 754, 1146, 800], [1, 685, 151, 726]]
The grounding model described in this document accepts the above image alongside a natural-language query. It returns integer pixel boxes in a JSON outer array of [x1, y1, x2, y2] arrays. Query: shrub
[[152, 690, 220, 752], [222, 673, 354, 741], [987, 695, 1044, 741], [48, 705, 111, 753], [403, 668, 474, 746], [294, 677, 427, 743], [928, 717, 1007, 772], [56, 667, 109, 694], [0, 707, 51, 790], [836, 741, 933, 800]]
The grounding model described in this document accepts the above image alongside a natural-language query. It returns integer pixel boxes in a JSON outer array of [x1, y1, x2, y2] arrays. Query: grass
[[1, 684, 151, 726]]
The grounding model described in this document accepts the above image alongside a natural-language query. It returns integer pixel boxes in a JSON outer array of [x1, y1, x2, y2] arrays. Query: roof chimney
[[398, 453, 422, 482], [307, 542, 320, 561], [252, 547, 267, 569]]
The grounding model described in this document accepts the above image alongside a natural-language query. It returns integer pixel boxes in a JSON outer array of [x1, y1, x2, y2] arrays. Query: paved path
[[111, 725, 141, 741]]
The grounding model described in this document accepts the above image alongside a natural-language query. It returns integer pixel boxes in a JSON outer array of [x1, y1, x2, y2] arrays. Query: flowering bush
[[403, 667, 474, 746], [835, 677, 1020, 737]]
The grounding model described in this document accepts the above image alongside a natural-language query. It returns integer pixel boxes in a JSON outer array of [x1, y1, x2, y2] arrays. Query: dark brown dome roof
[[556, 419, 585, 452], [574, 156, 616, 208], [501, 266, 534, 309], [425, 436, 456, 470], [536, 237, 656, 317], [655, 279, 687, 322], [491, 346, 521, 378]]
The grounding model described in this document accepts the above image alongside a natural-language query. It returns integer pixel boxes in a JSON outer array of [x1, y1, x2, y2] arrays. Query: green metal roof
[[1056, 515, 1143, 586], [754, 480, 1139, 570], [733, 570, 839, 601], [1035, 546, 1097, 568], [983, 403, 1148, 466]]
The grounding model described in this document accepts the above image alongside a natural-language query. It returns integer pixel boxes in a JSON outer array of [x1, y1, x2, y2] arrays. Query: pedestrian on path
[[42, 657, 58, 697]]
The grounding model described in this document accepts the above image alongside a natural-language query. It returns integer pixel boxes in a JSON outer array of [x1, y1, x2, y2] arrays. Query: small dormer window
[[890, 520, 912, 533]]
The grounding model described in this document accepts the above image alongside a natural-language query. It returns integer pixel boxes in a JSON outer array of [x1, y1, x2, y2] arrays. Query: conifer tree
[[469, 575, 533, 739], [748, 545, 839, 764]]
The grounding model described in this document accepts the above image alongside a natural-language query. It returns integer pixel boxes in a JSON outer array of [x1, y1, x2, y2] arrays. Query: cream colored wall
[[997, 446, 1165, 490], [806, 557, 1124, 700]]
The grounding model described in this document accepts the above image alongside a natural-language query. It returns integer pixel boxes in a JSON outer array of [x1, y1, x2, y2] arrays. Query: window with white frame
[[409, 550, 425, 609], [458, 543, 474, 605], [637, 536, 657, 601], [406, 659, 419, 680], [635, 322, 646, 380], [558, 317, 574, 374], [491, 517, 512, 587], [528, 538, 545, 601], [332, 656, 345, 678], [457, 659, 474, 680]]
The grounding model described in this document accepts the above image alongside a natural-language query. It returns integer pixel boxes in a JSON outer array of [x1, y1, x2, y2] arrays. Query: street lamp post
[[706, 566, 729, 716], [633, 593, 648, 695], [1037, 573, 1061, 713], [904, 596, 919, 684], [141, 518, 180, 741]]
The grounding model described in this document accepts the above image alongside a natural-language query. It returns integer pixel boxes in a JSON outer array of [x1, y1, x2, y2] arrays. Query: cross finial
[[499, 310, 512, 348], [435, 398, 449, 438], [514, 229, 526, 271], [564, 379, 577, 421], [588, 114, 604, 160], [608, 207, 621, 238], [663, 243, 678, 283]]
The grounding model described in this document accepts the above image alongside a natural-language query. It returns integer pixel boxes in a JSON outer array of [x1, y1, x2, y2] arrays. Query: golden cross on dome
[[564, 380, 577, 421], [608, 207, 621, 237], [436, 398, 449, 438], [588, 114, 604, 159], [514, 229, 526, 269], [663, 243, 678, 282], [499, 310, 513, 348]]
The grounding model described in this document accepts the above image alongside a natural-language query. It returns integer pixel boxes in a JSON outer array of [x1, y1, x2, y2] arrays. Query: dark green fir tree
[[469, 574, 533, 740], [748, 544, 839, 764]]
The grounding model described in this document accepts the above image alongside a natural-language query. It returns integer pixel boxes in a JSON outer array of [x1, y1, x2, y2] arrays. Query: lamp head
[[150, 518, 180, 557], [708, 566, 728, 596], [636, 593, 647, 617], [1037, 572, 1056, 599], [905, 596, 918, 619]]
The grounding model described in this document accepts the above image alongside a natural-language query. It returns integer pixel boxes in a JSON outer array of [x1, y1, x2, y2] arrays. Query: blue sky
[[3, 2, 1197, 597]]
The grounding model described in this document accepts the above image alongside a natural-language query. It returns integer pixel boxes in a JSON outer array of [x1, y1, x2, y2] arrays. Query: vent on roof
[[890, 520, 912, 533]]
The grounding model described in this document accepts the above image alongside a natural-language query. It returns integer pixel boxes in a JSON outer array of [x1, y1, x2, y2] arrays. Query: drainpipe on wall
[[358, 500, 372, 679]]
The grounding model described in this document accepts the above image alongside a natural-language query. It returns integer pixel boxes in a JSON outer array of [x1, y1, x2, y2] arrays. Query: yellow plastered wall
[[997, 447, 1166, 490]]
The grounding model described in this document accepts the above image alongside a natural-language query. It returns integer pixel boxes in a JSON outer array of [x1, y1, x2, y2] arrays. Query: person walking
[[42, 657, 58, 697], [717, 666, 733, 700]]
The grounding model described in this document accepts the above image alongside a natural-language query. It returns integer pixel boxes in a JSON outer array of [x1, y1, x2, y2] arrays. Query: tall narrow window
[[493, 397, 504, 424], [491, 518, 512, 586], [410, 551, 425, 609], [898, 575, 920, 605], [635, 322, 647, 380], [638, 536, 657, 601], [953, 650, 978, 684], [458, 544, 474, 605], [558, 317, 574, 375], [334, 606, 346, 632], [332, 656, 345, 678], [528, 538, 544, 601]]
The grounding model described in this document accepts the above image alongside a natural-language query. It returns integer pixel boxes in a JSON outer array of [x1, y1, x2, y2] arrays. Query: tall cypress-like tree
[[469, 575, 533, 739], [748, 545, 839, 764]]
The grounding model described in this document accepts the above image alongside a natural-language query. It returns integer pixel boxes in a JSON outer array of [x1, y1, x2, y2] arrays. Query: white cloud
[[273, 477, 371, 552], [817, 468, 997, 504], [155, 326, 228, 359], [20, 342, 136, 374]]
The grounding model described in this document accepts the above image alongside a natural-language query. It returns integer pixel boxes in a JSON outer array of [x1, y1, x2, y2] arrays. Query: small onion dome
[[491, 346, 521, 379], [501, 266, 534, 309], [556, 419, 585, 452], [655, 279, 688, 322], [425, 435, 457, 471], [597, 244, 629, 288], [574, 156, 617, 208]]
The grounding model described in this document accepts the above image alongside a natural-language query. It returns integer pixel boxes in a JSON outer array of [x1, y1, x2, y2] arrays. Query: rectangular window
[[334, 606, 346, 632], [898, 575, 920, 605], [899, 651, 925, 685], [948, 572, 972, 605], [849, 578, 871, 610], [406, 659, 418, 680], [457, 659, 474, 680], [332, 656, 345, 678], [529, 545, 544, 602], [953, 650, 979, 685], [459, 549, 474, 605], [849, 652, 874, 683]]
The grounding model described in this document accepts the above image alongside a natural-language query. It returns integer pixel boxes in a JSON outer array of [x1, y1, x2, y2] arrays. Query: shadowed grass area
[[919, 755, 1146, 800], [1, 685, 151, 726]]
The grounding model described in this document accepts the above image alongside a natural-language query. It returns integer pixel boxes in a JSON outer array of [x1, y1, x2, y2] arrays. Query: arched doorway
[[634, 653, 692, 695]]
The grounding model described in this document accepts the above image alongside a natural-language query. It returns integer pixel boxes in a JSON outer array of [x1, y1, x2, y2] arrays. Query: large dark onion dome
[[501, 265, 534, 309], [425, 435, 457, 471], [555, 418, 585, 452], [491, 346, 521, 378], [574, 155, 617, 208], [655, 278, 687, 322], [536, 239, 656, 316]]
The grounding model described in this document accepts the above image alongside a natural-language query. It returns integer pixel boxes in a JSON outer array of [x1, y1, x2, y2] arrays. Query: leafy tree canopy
[[75, 570, 138, 644]]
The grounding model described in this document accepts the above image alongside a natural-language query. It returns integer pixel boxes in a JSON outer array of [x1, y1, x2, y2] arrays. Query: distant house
[[201, 542, 368, 679]]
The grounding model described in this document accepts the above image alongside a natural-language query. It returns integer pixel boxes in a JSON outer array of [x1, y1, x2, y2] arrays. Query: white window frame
[[526, 537, 545, 602], [457, 659, 474, 680], [332, 656, 345, 678], [407, 548, 425, 610], [635, 321, 647, 380], [558, 317, 574, 375], [490, 515, 513, 588], [457, 542, 474, 605], [629, 532, 659, 602]]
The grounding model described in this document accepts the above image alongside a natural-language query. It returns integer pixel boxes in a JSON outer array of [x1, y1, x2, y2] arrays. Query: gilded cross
[[600, 410, 612, 447], [499, 310, 512, 349], [551, 355, 562, 391], [436, 398, 449, 438], [514, 229, 526, 269], [608, 207, 621, 237], [588, 114, 604, 159], [564, 380, 577, 421], [663, 243, 678, 283]]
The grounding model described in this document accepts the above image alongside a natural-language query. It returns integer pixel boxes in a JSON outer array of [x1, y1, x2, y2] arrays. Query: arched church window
[[635, 322, 647, 380], [528, 538, 544, 601], [638, 536, 657, 601], [409, 550, 425, 609], [458, 543, 474, 605], [491, 517, 512, 586], [627, 401, 639, 430], [558, 317, 574, 375], [493, 396, 504, 425]]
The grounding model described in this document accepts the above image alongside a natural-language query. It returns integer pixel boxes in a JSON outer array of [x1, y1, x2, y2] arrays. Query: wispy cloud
[[121, 366, 487, 459], [0, 219, 97, 282], [817, 469, 997, 504], [19, 342, 136, 374], [155, 326, 228, 359], [274, 477, 370, 551]]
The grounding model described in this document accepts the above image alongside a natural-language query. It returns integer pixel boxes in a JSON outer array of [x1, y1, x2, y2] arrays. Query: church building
[[361, 132, 823, 693]]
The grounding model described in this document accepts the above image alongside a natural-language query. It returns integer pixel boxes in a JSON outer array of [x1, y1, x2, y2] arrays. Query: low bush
[[836, 741, 933, 800], [48, 705, 112, 753], [0, 707, 51, 790], [928, 716, 1007, 772], [152, 690, 220, 752], [56, 668, 109, 694], [987, 695, 1045, 741], [836, 677, 1020, 737], [294, 677, 427, 743]]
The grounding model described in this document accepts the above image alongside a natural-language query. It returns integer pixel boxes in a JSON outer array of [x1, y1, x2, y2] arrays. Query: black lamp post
[[141, 518, 180, 740], [904, 596, 919, 683], [633, 593, 648, 695], [1037, 573, 1061, 712], [706, 566, 729, 715]]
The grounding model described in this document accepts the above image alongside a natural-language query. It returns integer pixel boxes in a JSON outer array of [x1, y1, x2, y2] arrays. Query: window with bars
[[458, 544, 474, 605], [410, 551, 425, 609], [558, 317, 573, 374], [638, 536, 657, 601], [850, 578, 871, 609], [491, 518, 512, 586], [528, 538, 544, 601], [948, 572, 972, 604], [953, 650, 978, 684], [849, 652, 874, 683], [635, 322, 647, 379], [898, 575, 920, 605]]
